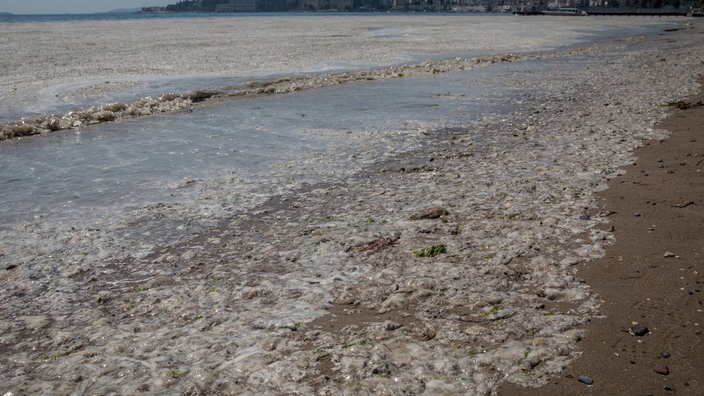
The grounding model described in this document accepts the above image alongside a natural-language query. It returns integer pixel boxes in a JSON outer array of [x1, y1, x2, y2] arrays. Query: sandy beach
[[1, 14, 703, 395], [500, 78, 704, 395]]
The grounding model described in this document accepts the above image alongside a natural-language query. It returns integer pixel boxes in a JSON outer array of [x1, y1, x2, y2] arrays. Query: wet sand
[[500, 79, 704, 395]]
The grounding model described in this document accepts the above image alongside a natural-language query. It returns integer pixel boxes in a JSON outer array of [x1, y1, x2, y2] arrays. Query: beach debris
[[669, 99, 704, 109], [410, 207, 449, 220], [96, 291, 113, 304], [170, 368, 190, 378], [278, 319, 298, 331], [653, 363, 670, 375], [356, 237, 398, 253], [417, 325, 436, 341], [413, 244, 446, 257], [578, 375, 594, 385], [384, 320, 402, 331], [671, 200, 694, 208], [627, 323, 649, 336], [370, 360, 397, 376], [480, 304, 504, 317], [186, 89, 219, 103]]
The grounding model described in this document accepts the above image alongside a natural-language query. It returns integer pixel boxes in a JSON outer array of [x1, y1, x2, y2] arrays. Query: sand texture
[[500, 78, 704, 395]]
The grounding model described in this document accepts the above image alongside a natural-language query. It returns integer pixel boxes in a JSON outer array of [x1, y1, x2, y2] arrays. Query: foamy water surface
[[1, 14, 701, 395]]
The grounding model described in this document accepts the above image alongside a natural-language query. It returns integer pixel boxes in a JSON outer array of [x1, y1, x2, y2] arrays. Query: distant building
[[331, 0, 354, 9], [216, 0, 256, 12], [301, 0, 323, 9]]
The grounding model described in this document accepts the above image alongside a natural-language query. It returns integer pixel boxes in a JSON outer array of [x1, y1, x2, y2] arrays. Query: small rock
[[660, 351, 671, 358], [653, 363, 669, 375], [417, 325, 436, 341], [672, 200, 694, 208], [664, 251, 676, 258], [410, 207, 448, 220], [631, 324, 649, 336], [278, 320, 298, 331], [579, 213, 591, 220], [384, 320, 401, 331], [370, 361, 396, 376], [633, 212, 642, 217], [96, 291, 113, 304], [578, 375, 594, 385]]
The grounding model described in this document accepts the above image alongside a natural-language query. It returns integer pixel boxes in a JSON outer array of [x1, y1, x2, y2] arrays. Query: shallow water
[[0, 65, 523, 231], [0, 53, 600, 395], [0, 54, 553, 392]]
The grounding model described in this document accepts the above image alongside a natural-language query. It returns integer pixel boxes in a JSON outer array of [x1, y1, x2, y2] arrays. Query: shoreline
[[0, 48, 624, 141], [0, 15, 684, 139], [500, 78, 704, 395]]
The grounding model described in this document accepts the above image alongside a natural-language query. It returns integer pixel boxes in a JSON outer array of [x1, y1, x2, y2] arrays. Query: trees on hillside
[[160, 0, 695, 12]]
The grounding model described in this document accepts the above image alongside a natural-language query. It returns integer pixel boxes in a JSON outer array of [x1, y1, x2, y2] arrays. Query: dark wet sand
[[501, 79, 704, 395]]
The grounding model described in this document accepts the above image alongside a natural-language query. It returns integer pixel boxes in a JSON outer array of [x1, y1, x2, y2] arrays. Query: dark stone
[[579, 213, 591, 220], [370, 362, 396, 376], [660, 351, 671, 358], [653, 363, 670, 375], [631, 324, 649, 336], [578, 375, 594, 385]]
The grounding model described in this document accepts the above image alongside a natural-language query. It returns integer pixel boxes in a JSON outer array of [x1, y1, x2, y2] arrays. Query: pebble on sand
[[630, 324, 649, 336], [653, 363, 670, 375], [409, 207, 449, 220], [384, 320, 402, 331], [578, 375, 594, 385]]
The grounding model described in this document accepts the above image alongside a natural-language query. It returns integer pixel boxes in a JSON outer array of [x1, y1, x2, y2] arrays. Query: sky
[[0, 0, 176, 14]]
